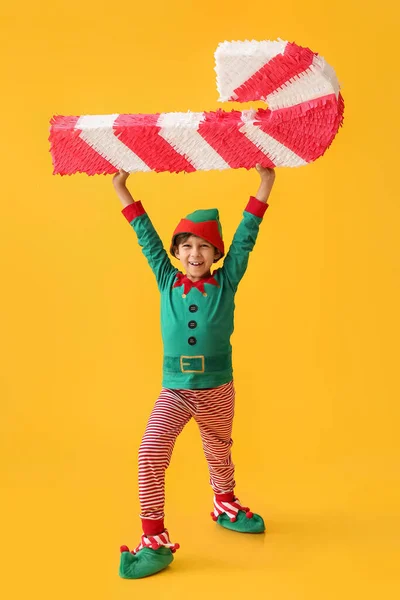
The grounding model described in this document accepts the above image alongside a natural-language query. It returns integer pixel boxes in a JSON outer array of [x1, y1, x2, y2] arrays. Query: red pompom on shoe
[[230, 517, 237, 523], [211, 512, 218, 521], [246, 511, 254, 519], [120, 545, 129, 553]]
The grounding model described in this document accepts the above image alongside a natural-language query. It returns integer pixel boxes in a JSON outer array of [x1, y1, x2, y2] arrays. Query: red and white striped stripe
[[130, 529, 180, 554], [120, 528, 180, 555], [211, 496, 254, 522], [138, 382, 236, 523], [49, 40, 344, 175]]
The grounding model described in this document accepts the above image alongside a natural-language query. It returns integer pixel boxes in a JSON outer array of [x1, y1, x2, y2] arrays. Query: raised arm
[[254, 165, 275, 205], [222, 165, 275, 291], [113, 170, 177, 291]]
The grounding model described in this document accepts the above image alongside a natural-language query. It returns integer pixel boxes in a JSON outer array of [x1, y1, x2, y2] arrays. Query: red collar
[[173, 271, 220, 296]]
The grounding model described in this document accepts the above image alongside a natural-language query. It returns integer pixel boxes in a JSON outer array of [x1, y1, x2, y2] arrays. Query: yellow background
[[1, 1, 399, 598]]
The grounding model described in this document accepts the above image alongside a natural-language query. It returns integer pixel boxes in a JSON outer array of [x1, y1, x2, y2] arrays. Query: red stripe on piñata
[[114, 114, 196, 173], [256, 93, 345, 162], [198, 109, 275, 169], [232, 42, 315, 102], [49, 116, 117, 175]]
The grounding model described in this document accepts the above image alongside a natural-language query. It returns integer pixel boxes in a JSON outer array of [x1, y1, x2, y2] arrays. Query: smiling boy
[[112, 165, 275, 579]]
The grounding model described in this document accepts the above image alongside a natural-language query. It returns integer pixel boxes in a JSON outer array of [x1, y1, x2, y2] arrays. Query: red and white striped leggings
[[139, 381, 236, 526]]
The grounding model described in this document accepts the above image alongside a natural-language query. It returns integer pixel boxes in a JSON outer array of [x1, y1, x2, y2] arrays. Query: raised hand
[[255, 164, 276, 203]]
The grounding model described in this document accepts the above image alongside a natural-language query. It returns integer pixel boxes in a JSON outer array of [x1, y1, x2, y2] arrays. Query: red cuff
[[121, 201, 146, 222], [215, 492, 235, 502], [141, 518, 165, 536], [245, 196, 269, 218]]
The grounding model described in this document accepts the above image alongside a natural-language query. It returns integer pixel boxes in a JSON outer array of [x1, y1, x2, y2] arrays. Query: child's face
[[174, 235, 220, 280]]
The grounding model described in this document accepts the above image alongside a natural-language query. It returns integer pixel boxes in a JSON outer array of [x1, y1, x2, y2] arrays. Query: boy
[[113, 165, 275, 578]]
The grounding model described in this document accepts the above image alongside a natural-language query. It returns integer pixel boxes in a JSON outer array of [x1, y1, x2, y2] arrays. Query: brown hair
[[171, 233, 221, 261]]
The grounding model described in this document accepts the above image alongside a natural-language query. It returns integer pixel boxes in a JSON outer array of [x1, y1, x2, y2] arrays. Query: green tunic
[[122, 197, 268, 389]]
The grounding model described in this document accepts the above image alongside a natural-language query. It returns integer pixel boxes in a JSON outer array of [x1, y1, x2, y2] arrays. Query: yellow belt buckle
[[180, 355, 205, 373]]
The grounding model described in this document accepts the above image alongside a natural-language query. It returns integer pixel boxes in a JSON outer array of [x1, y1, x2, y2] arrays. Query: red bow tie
[[173, 272, 220, 296]]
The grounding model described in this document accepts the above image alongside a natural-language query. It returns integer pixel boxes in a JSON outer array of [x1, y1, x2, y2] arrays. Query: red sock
[[141, 518, 165, 536], [215, 492, 235, 502]]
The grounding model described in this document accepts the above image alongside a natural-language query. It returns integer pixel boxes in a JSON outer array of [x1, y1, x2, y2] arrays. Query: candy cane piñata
[[49, 40, 344, 175]]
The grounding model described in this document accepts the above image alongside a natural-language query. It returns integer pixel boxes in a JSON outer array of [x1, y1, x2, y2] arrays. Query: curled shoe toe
[[119, 547, 174, 579]]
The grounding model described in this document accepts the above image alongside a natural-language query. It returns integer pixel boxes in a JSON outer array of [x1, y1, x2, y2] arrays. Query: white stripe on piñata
[[77, 115, 151, 172], [267, 55, 340, 110], [215, 39, 287, 102], [157, 112, 230, 171], [239, 110, 307, 167]]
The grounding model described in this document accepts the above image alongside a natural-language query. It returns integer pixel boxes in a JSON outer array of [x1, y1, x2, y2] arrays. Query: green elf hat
[[170, 209, 225, 261]]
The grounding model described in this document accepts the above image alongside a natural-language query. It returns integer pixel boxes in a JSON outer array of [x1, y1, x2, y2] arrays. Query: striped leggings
[[139, 381, 236, 526]]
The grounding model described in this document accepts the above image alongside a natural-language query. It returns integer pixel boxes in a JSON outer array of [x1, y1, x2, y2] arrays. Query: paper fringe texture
[[49, 40, 344, 175]]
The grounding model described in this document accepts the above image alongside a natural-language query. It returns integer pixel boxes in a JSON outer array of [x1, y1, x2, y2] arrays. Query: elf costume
[[119, 196, 268, 579]]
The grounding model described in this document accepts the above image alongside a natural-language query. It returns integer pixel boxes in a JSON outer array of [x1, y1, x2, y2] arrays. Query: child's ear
[[213, 250, 222, 262], [173, 246, 180, 259]]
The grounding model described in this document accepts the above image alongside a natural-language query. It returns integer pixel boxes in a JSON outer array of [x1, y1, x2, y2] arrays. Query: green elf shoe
[[119, 530, 179, 579], [216, 509, 265, 533], [119, 546, 174, 579], [211, 496, 265, 534]]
